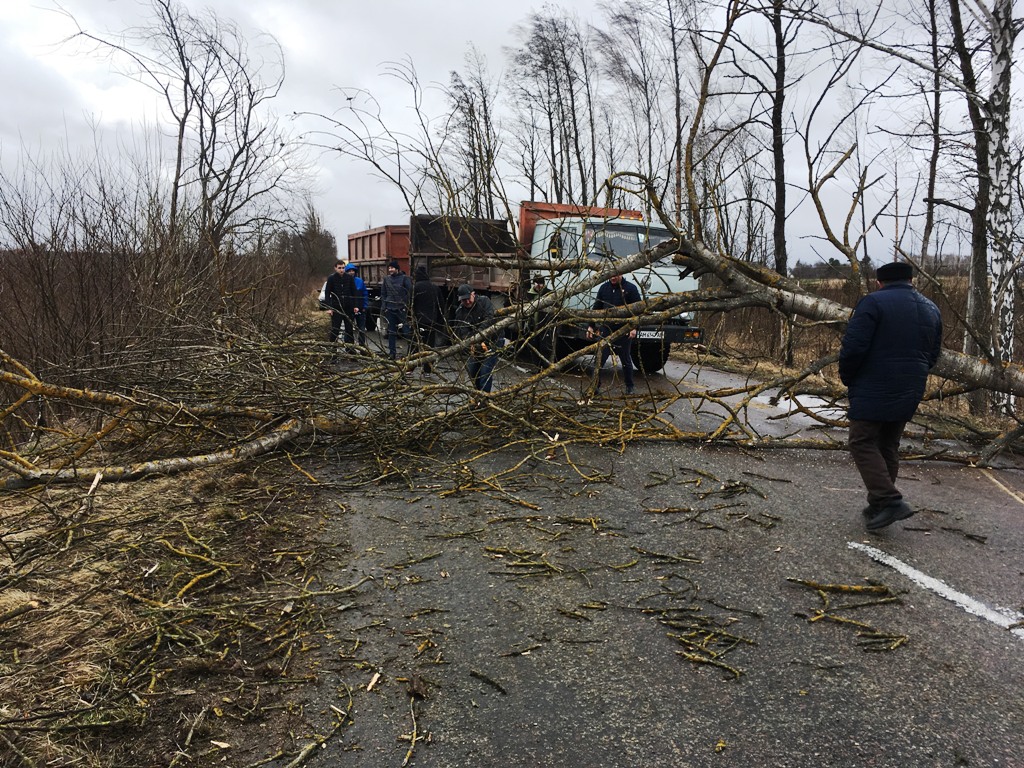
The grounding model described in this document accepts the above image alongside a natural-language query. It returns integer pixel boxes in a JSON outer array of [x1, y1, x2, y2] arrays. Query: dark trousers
[[353, 311, 366, 345], [848, 419, 906, 507], [467, 353, 498, 392], [531, 312, 554, 362], [384, 307, 410, 359], [597, 336, 634, 389], [329, 310, 354, 345], [415, 323, 438, 371]]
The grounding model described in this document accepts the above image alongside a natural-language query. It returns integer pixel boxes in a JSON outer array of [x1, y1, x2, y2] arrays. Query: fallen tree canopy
[[1, 268, 1021, 493], [3, 174, 1024, 488]]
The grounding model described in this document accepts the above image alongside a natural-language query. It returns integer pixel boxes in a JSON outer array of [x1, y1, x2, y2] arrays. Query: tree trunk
[[986, 0, 1019, 412], [948, 0, 994, 414]]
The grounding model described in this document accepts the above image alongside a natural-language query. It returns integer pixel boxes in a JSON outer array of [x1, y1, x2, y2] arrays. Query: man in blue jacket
[[839, 261, 943, 531], [344, 263, 368, 346]]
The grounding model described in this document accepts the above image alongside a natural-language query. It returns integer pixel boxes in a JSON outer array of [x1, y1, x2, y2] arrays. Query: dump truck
[[346, 201, 702, 373]]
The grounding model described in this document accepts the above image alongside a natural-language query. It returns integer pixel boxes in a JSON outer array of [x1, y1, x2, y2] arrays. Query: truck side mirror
[[547, 234, 562, 259]]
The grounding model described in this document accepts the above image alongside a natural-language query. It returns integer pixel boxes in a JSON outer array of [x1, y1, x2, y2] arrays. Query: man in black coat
[[323, 261, 359, 349], [452, 284, 498, 392], [839, 261, 943, 531], [587, 273, 641, 395], [412, 266, 443, 373]]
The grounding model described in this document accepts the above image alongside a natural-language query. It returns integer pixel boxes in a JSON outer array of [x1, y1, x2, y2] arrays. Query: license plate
[[636, 329, 664, 340]]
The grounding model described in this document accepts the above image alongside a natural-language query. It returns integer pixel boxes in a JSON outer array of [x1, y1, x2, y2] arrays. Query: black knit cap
[[875, 261, 913, 282]]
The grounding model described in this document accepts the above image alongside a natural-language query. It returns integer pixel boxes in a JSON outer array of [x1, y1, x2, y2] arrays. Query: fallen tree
[[1, 241, 1021, 493]]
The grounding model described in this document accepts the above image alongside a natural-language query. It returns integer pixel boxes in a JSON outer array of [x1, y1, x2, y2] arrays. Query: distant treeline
[[791, 255, 970, 280]]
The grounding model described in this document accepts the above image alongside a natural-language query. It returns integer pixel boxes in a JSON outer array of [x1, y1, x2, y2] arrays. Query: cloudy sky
[[0, 0, 598, 244]]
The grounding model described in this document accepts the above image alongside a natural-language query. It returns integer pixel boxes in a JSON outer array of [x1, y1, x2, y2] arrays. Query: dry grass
[[0, 462, 340, 767], [700, 275, 1024, 370]]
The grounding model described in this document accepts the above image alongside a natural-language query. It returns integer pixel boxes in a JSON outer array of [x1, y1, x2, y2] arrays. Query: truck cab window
[[584, 224, 642, 261]]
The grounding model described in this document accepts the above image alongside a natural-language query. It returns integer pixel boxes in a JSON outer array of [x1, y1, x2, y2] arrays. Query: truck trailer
[[346, 201, 702, 373]]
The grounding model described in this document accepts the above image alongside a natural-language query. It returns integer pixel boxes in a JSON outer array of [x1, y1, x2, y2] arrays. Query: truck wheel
[[633, 340, 670, 374]]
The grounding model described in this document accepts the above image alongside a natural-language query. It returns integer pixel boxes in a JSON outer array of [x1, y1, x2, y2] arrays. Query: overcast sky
[[1, 0, 947, 267], [0, 0, 602, 245]]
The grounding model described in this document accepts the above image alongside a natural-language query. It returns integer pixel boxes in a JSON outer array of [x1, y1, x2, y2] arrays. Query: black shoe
[[866, 500, 914, 531], [625, 385, 635, 395]]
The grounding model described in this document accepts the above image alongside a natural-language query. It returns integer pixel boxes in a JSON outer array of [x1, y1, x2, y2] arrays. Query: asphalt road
[[294, 347, 1024, 768]]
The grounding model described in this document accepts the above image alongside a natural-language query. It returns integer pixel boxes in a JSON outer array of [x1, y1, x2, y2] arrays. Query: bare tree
[[977, 0, 1022, 410], [0, 0, 317, 411], [506, 100, 547, 201], [445, 47, 506, 219], [65, 0, 296, 261], [508, 10, 600, 204], [727, 0, 815, 278], [789, 0, 1023, 414], [598, 0, 672, 215]]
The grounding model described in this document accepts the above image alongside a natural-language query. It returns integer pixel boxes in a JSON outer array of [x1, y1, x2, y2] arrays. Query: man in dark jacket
[[527, 276, 555, 362], [452, 284, 498, 392], [839, 261, 943, 531], [587, 273, 641, 395], [380, 260, 413, 360], [323, 261, 359, 349], [412, 266, 443, 373]]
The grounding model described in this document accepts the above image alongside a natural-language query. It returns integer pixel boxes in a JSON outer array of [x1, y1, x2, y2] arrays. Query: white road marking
[[848, 541, 1024, 641]]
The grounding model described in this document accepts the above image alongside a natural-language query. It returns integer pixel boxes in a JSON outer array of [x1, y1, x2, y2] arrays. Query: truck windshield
[[583, 224, 674, 260]]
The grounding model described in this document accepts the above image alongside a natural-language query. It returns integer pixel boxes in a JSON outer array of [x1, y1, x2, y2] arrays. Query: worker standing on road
[[321, 260, 359, 355], [412, 265, 443, 373], [839, 261, 943, 531], [527, 276, 555, 363], [380, 260, 413, 360], [587, 273, 641, 395], [452, 284, 498, 392], [344, 263, 368, 346], [529, 274, 550, 317]]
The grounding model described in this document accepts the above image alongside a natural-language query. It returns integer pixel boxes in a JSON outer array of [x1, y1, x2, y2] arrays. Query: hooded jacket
[[344, 264, 369, 310], [839, 282, 942, 422]]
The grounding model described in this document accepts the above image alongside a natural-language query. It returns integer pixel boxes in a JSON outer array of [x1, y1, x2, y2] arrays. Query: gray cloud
[[0, 0, 596, 242]]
